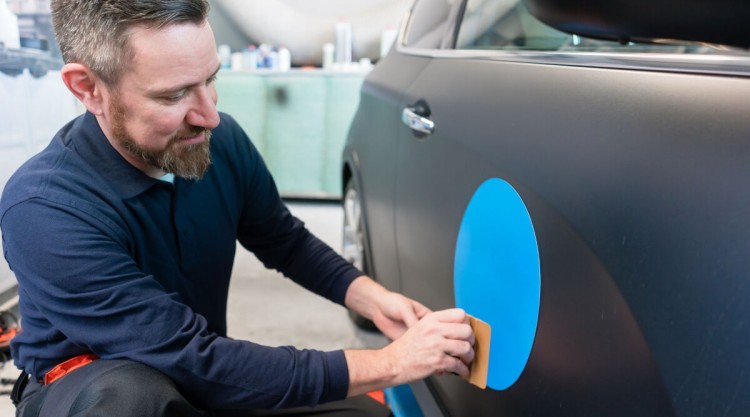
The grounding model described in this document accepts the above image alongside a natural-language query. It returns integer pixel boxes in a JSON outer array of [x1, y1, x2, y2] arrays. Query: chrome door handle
[[402, 107, 435, 136]]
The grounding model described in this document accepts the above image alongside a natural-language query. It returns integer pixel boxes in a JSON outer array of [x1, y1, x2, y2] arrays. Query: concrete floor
[[0, 201, 388, 414], [226, 201, 388, 351]]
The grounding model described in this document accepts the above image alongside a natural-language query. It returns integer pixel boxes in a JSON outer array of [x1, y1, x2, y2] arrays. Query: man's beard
[[110, 96, 212, 180]]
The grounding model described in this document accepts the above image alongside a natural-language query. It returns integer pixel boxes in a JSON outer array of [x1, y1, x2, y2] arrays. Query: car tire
[[342, 179, 379, 332]]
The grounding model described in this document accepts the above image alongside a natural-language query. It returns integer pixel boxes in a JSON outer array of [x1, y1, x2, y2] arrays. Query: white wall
[[208, 0, 253, 53], [0, 69, 79, 294], [212, 0, 412, 65]]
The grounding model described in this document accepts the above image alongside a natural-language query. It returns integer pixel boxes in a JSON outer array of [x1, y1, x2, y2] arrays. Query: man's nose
[[187, 85, 220, 129]]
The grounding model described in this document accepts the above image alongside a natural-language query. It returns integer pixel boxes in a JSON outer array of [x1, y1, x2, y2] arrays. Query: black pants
[[14, 360, 392, 417]]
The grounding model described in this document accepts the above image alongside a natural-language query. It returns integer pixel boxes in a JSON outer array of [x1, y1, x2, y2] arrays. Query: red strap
[[44, 353, 99, 385], [367, 390, 386, 405], [0, 327, 17, 346]]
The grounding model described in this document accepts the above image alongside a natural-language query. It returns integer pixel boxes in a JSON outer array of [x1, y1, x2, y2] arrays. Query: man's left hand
[[344, 276, 431, 340]]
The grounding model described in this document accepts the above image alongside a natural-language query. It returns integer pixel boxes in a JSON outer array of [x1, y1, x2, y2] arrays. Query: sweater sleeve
[[1, 197, 349, 410], [227, 118, 363, 305]]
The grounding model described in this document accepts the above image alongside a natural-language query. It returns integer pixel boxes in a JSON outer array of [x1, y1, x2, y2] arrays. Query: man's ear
[[61, 63, 107, 115]]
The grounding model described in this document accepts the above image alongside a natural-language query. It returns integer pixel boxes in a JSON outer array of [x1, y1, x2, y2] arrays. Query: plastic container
[[230, 52, 243, 71], [258, 43, 272, 68], [322, 43, 335, 69], [278, 45, 291, 71], [218, 44, 232, 69], [334, 20, 352, 64], [268, 50, 279, 70], [242, 44, 258, 71]]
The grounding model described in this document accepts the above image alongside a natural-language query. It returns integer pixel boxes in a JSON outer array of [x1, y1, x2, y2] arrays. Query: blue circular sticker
[[454, 178, 541, 390]]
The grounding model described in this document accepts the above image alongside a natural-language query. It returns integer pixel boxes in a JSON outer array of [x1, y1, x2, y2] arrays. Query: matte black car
[[341, 0, 750, 415]]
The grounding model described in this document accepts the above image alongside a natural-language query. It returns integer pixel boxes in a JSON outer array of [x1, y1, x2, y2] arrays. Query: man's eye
[[163, 92, 186, 103]]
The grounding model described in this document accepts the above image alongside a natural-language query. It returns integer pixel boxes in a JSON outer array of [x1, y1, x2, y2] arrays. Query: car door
[[393, 0, 750, 415], [392, 0, 468, 307]]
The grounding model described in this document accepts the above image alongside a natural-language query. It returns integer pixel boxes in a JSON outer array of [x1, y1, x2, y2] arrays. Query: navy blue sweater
[[0, 112, 361, 409]]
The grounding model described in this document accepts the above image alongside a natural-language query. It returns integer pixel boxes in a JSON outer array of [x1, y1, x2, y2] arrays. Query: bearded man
[[0, 1, 475, 416]]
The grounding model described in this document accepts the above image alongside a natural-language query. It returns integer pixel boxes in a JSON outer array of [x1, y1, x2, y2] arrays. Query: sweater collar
[[71, 111, 165, 199]]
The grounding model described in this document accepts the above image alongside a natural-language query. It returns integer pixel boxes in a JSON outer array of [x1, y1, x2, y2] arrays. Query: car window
[[456, 0, 746, 55], [404, 0, 463, 49], [456, 0, 569, 50]]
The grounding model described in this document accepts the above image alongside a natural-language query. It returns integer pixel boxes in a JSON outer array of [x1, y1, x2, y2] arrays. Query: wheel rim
[[342, 186, 364, 271]]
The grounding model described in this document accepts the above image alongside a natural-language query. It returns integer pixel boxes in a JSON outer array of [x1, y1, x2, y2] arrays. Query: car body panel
[[344, 0, 750, 415], [343, 51, 433, 290], [398, 56, 750, 416]]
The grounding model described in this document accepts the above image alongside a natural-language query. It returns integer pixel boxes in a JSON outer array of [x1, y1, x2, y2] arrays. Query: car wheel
[[342, 179, 379, 332]]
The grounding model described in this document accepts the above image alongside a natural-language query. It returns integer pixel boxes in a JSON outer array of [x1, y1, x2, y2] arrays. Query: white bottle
[[0, 0, 21, 50], [230, 52, 243, 71], [268, 50, 279, 71], [218, 44, 232, 69], [278, 45, 291, 72], [258, 43, 272, 68], [322, 43, 335, 70], [334, 20, 352, 64], [242, 44, 258, 71]]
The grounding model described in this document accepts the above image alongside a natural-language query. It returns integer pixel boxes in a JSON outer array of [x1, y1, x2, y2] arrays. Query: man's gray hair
[[51, 0, 210, 86]]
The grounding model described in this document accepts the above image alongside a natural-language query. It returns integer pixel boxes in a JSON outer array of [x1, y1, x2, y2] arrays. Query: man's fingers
[[382, 294, 429, 328], [443, 355, 470, 378], [400, 304, 419, 328], [426, 308, 469, 324], [439, 322, 475, 346], [443, 339, 475, 366], [389, 307, 479, 383], [412, 301, 431, 319]]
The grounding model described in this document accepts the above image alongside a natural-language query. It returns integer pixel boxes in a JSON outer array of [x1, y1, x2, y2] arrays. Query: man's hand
[[371, 291, 431, 340], [344, 276, 430, 340], [384, 308, 475, 379], [344, 308, 475, 397]]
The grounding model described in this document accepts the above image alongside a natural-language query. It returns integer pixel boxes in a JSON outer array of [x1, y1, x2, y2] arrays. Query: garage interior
[[0, 0, 403, 413], [3, 0, 749, 415]]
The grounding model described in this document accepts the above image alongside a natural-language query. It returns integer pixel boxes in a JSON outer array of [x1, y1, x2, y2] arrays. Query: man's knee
[[71, 361, 170, 409], [38, 360, 206, 417]]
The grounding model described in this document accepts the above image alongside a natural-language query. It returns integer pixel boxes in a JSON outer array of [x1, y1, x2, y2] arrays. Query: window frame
[[400, 0, 466, 51], [395, 0, 750, 77]]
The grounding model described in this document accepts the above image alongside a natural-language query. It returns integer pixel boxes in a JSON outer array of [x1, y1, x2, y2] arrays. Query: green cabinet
[[215, 71, 365, 199]]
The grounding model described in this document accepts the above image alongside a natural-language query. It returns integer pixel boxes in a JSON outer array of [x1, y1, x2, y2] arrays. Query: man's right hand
[[344, 308, 475, 397]]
